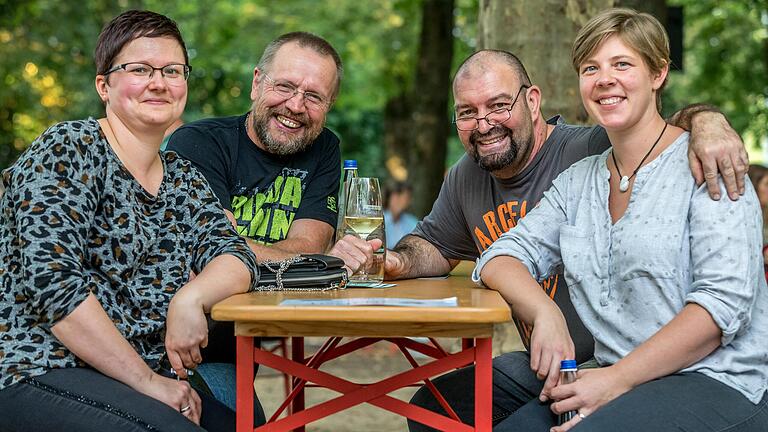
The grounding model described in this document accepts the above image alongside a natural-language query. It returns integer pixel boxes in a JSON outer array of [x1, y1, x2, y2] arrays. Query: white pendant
[[619, 176, 630, 192]]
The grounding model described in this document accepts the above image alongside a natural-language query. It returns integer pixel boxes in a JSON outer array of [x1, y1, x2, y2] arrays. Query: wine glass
[[343, 177, 386, 282]]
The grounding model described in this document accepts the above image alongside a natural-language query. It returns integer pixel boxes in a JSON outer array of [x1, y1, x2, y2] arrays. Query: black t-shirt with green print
[[167, 114, 341, 245]]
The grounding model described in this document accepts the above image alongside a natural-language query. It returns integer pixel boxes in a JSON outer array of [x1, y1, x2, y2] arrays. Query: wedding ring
[[180, 405, 191, 413], [578, 412, 587, 419]]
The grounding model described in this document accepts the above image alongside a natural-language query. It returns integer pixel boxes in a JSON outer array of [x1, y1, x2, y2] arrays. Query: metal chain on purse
[[260, 255, 302, 291], [254, 255, 347, 292]]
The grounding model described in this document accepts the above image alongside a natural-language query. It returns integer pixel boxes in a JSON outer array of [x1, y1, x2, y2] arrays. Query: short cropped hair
[[454, 49, 532, 89], [94, 10, 188, 77], [571, 8, 670, 110], [257, 32, 343, 99]]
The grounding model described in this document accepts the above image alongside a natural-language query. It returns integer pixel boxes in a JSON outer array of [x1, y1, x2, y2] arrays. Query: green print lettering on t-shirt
[[231, 174, 303, 244]]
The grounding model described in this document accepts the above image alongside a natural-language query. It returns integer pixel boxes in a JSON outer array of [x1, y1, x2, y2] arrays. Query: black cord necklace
[[611, 122, 668, 192]]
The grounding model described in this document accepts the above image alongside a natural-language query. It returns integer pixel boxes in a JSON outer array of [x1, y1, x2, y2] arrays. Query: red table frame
[[236, 335, 493, 432], [211, 277, 510, 432]]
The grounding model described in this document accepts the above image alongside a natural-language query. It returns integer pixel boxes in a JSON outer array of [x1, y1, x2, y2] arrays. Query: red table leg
[[291, 336, 305, 432], [462, 338, 475, 350], [253, 342, 478, 432], [243, 336, 493, 432], [236, 336, 255, 432], [474, 338, 492, 432]]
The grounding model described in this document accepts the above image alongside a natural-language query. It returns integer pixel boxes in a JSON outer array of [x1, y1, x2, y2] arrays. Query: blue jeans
[[0, 367, 238, 432], [196, 363, 238, 412], [197, 320, 266, 426], [408, 351, 543, 431], [195, 362, 265, 427]]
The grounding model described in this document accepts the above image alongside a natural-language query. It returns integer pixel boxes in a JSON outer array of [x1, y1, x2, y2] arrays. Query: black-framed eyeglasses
[[453, 85, 530, 131], [103, 62, 191, 85], [262, 73, 330, 110]]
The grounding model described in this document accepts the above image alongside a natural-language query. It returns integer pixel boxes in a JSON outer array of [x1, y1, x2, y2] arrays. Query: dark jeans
[[409, 353, 768, 432], [408, 351, 543, 431], [0, 367, 253, 432], [496, 372, 768, 431]]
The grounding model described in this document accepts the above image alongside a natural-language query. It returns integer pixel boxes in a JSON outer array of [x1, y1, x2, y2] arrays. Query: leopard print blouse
[[0, 118, 258, 390]]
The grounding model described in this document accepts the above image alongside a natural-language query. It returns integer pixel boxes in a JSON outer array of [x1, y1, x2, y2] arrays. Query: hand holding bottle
[[549, 366, 633, 432]]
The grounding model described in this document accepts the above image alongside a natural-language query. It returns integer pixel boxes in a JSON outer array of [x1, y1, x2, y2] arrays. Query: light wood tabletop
[[211, 276, 511, 338]]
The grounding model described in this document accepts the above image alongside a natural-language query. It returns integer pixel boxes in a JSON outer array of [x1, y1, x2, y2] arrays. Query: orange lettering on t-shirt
[[505, 201, 518, 229], [516, 318, 532, 349], [507, 201, 518, 218], [474, 226, 494, 250], [482, 211, 503, 241], [497, 204, 510, 232], [541, 274, 559, 299]]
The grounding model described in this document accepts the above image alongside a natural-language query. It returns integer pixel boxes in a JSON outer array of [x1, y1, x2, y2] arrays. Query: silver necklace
[[611, 122, 668, 192]]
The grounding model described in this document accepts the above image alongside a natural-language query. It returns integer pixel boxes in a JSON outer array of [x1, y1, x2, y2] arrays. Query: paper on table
[[345, 281, 396, 288], [280, 297, 458, 307], [416, 275, 449, 280]]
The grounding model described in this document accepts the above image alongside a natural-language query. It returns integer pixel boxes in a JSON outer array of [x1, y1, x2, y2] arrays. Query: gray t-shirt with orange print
[[412, 116, 610, 362]]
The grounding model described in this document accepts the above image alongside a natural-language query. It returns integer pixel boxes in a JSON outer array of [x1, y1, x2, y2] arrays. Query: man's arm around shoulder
[[668, 103, 748, 201]]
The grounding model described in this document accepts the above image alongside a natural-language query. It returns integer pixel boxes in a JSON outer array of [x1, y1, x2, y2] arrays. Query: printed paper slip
[[280, 297, 458, 307], [345, 281, 396, 288]]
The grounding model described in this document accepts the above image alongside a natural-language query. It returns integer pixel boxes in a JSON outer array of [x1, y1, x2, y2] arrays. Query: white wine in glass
[[343, 177, 385, 282]]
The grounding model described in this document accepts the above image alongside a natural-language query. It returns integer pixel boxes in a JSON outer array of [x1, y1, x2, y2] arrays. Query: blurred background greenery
[[1, 0, 766, 215]]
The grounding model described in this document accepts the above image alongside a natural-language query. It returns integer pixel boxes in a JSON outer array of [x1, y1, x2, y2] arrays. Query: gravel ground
[[255, 326, 524, 432]]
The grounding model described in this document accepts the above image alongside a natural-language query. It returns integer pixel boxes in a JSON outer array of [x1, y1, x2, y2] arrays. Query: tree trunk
[[478, 0, 666, 124], [383, 91, 412, 182], [408, 0, 455, 217], [0, 107, 18, 171], [617, 0, 667, 24]]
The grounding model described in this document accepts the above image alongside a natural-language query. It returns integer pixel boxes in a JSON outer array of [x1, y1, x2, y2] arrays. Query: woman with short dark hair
[[0, 10, 257, 431]]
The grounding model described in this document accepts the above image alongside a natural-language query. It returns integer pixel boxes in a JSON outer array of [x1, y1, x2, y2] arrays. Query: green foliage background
[[0, 0, 477, 173], [664, 0, 768, 162], [1, 0, 765, 170]]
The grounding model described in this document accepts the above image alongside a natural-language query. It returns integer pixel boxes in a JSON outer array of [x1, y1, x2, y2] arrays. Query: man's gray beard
[[254, 119, 315, 156], [470, 125, 520, 172]]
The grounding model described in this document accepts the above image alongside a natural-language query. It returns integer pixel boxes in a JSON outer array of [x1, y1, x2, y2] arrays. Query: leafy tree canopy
[[665, 0, 768, 161], [0, 0, 476, 172]]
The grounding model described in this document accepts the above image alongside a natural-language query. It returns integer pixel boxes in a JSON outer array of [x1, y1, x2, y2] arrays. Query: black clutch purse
[[255, 254, 348, 291]]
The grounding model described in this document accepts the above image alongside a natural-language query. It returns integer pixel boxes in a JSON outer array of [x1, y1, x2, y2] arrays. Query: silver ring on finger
[[578, 412, 587, 419], [180, 405, 191, 413]]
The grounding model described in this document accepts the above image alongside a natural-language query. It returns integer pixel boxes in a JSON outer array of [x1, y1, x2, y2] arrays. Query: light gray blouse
[[474, 132, 768, 404]]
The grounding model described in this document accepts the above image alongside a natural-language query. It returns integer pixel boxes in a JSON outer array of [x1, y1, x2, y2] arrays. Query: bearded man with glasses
[[167, 32, 380, 419], [169, 32, 345, 262]]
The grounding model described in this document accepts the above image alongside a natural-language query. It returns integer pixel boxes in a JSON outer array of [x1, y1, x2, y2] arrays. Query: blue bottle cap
[[560, 359, 578, 370], [343, 160, 357, 169]]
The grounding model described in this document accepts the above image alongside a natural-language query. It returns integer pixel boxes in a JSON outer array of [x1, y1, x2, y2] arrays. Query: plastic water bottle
[[335, 159, 358, 241], [557, 359, 578, 425]]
